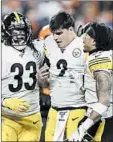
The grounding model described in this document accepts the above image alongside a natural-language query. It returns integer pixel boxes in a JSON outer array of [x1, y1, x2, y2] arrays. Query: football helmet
[[77, 22, 92, 37], [77, 22, 112, 51], [2, 11, 32, 51]]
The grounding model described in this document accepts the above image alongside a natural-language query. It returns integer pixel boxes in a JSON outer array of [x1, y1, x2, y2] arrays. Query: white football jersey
[[86, 50, 113, 118], [2, 40, 45, 118], [84, 53, 98, 104], [45, 35, 87, 108]]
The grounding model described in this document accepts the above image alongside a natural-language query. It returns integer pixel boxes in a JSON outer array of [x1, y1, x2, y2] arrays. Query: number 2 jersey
[[44, 35, 87, 108], [2, 40, 45, 118], [86, 50, 113, 118]]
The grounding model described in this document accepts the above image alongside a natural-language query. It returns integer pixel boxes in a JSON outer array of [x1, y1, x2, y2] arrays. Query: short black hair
[[50, 11, 75, 32]]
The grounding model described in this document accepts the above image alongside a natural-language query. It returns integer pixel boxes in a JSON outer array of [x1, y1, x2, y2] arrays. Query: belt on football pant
[[52, 106, 87, 111]]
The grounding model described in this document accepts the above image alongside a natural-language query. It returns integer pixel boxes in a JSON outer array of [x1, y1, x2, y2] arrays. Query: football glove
[[3, 98, 29, 113], [68, 124, 87, 141], [68, 117, 94, 141]]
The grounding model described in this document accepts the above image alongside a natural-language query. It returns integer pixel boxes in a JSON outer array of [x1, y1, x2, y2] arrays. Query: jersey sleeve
[[88, 52, 112, 74]]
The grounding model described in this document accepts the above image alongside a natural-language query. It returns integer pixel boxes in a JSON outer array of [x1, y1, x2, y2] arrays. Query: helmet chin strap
[[12, 37, 27, 51], [12, 45, 26, 52]]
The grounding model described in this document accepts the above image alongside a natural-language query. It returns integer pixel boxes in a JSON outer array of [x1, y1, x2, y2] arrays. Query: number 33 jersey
[[2, 40, 45, 117], [45, 36, 86, 108]]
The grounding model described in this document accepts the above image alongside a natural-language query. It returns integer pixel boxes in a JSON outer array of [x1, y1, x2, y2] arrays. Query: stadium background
[[1, 0, 113, 141]]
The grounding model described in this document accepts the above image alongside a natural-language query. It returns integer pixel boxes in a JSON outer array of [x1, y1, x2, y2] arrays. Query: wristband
[[81, 118, 94, 130], [92, 103, 108, 116]]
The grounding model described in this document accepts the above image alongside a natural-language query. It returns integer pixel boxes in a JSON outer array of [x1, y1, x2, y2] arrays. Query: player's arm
[[38, 64, 50, 88], [83, 70, 111, 128], [88, 70, 111, 121], [68, 71, 111, 141], [77, 70, 111, 139], [38, 46, 50, 88]]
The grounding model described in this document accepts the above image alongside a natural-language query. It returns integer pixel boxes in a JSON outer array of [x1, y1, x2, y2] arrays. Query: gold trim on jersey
[[89, 57, 111, 67], [89, 62, 112, 73], [13, 12, 21, 22]]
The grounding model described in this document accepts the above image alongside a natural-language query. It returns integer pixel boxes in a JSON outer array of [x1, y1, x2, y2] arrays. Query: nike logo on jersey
[[72, 117, 79, 121], [33, 120, 39, 124]]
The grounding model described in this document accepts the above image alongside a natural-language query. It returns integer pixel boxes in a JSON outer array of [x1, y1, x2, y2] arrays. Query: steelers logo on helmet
[[72, 48, 81, 58]]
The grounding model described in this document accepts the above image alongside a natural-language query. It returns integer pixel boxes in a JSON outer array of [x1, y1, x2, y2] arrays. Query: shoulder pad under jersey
[[88, 50, 112, 73]]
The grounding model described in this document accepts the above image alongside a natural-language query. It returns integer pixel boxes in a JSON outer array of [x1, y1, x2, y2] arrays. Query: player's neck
[[69, 32, 77, 43], [66, 34, 77, 48], [60, 33, 77, 52]]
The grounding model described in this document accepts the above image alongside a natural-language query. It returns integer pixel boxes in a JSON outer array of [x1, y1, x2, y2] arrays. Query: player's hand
[[3, 98, 29, 113], [68, 125, 87, 141], [38, 63, 50, 88], [68, 117, 94, 142]]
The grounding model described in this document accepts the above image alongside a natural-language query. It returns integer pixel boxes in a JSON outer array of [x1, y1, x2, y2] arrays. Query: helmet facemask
[[10, 23, 27, 50], [2, 12, 32, 51], [11, 29, 26, 45]]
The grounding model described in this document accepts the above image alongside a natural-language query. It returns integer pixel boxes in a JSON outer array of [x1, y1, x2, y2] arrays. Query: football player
[[39, 11, 88, 141], [1, 12, 49, 141], [69, 22, 113, 141]]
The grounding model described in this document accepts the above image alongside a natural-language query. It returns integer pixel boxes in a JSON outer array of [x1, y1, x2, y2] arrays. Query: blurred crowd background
[[2, 0, 113, 39], [1, 1, 113, 141]]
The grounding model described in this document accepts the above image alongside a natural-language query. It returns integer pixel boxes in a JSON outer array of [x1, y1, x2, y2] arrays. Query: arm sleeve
[[89, 56, 112, 74]]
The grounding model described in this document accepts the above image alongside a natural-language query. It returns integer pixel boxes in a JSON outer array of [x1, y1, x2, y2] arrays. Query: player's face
[[52, 29, 72, 48], [11, 29, 26, 45], [82, 33, 95, 52], [11, 29, 27, 50]]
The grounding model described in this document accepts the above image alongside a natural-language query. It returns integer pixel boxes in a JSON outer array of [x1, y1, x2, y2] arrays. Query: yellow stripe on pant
[[94, 120, 105, 141], [45, 107, 86, 141]]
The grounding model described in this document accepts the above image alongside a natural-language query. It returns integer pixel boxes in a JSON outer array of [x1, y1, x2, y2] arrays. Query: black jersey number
[[56, 59, 67, 77], [8, 62, 37, 92]]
